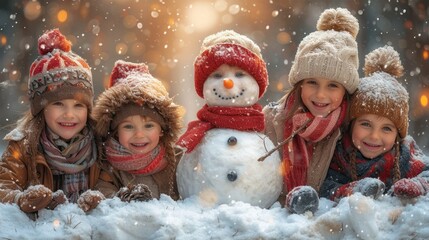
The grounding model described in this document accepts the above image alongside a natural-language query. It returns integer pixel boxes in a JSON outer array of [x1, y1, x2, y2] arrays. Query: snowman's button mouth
[[213, 88, 245, 100], [227, 136, 237, 146], [227, 170, 238, 182]]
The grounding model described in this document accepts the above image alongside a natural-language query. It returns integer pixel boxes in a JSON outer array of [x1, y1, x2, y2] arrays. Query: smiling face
[[117, 115, 163, 155], [43, 99, 88, 140], [202, 64, 259, 107], [352, 114, 398, 159], [300, 78, 346, 117]]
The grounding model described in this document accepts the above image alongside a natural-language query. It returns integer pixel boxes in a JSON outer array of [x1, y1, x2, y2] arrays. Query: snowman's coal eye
[[227, 136, 237, 146], [227, 170, 238, 182]]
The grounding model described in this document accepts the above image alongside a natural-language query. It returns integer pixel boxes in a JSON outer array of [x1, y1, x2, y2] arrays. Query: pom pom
[[364, 46, 404, 78], [109, 60, 150, 87], [37, 28, 72, 55], [316, 8, 359, 39]]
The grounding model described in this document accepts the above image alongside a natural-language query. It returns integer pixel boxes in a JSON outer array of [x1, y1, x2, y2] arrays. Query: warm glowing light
[[276, 81, 284, 91], [421, 94, 428, 107], [123, 15, 138, 29], [187, 3, 218, 31], [24, 1, 42, 21], [277, 32, 291, 44], [1, 35, 6, 45], [423, 50, 429, 61], [57, 10, 68, 23], [115, 43, 128, 55]]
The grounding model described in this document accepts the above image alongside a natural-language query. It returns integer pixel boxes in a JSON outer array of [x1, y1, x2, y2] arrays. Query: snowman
[[176, 30, 282, 208]]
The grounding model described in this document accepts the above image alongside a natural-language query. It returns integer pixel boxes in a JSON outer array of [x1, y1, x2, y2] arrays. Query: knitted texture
[[288, 8, 360, 94], [194, 30, 268, 98], [350, 46, 408, 138], [28, 29, 93, 116]]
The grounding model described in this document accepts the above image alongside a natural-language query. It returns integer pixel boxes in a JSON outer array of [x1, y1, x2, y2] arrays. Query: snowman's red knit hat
[[28, 28, 93, 116], [194, 30, 268, 99]]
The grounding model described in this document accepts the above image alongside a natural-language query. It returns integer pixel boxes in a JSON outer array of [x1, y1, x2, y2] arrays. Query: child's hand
[[46, 190, 68, 210], [393, 177, 429, 198], [116, 183, 153, 202], [353, 178, 385, 199], [17, 185, 53, 213], [77, 190, 105, 212]]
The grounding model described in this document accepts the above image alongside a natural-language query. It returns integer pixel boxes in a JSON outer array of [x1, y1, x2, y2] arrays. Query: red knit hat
[[28, 29, 93, 116], [194, 30, 268, 99]]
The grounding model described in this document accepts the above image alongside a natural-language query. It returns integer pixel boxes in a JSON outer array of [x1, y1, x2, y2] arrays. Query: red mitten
[[77, 190, 105, 212], [46, 190, 68, 210], [393, 177, 429, 198], [17, 185, 53, 213]]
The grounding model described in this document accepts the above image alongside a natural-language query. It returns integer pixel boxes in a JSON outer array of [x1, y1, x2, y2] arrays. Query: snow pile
[[1, 193, 429, 239]]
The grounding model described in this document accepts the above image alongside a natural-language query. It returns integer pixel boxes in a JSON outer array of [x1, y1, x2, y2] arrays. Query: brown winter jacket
[[263, 95, 341, 200], [0, 134, 100, 205]]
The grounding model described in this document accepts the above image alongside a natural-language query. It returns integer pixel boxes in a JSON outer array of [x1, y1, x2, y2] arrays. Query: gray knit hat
[[288, 8, 360, 94]]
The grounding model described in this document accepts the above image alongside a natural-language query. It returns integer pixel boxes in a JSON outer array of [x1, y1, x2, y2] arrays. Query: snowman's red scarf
[[177, 104, 265, 153], [283, 96, 347, 191]]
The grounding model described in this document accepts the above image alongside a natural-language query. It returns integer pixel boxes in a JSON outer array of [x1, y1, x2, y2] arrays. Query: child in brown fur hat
[[321, 46, 429, 202], [87, 60, 182, 210]]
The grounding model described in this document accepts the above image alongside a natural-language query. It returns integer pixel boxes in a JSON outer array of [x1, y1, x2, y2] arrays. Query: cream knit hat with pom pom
[[288, 8, 360, 94]]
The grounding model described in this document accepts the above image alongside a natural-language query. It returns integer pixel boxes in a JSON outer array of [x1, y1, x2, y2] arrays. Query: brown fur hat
[[92, 60, 183, 148]]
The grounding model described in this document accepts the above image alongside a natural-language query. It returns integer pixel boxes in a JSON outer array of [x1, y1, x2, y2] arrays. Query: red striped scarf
[[106, 137, 167, 175], [283, 96, 347, 191], [177, 104, 265, 153]]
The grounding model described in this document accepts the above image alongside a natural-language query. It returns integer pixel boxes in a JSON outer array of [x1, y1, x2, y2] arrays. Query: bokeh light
[[24, 1, 42, 21], [57, 9, 68, 22], [421, 94, 428, 107], [187, 2, 218, 31]]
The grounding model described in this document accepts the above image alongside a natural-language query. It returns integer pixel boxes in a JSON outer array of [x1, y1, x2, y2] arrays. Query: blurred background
[[0, 0, 428, 154]]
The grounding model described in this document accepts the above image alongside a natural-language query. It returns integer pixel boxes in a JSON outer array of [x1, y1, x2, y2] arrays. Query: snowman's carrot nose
[[223, 78, 234, 89]]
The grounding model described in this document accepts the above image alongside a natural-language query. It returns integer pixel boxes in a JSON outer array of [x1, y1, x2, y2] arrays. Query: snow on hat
[[350, 46, 408, 138], [194, 30, 268, 99], [108, 61, 168, 130], [288, 8, 360, 94], [28, 28, 93, 116], [92, 60, 182, 141]]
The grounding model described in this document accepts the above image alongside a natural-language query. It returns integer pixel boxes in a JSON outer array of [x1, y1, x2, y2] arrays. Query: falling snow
[[0, 1, 429, 239]]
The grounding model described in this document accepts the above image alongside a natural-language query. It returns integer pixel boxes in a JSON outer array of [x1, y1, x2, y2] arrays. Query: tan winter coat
[[0, 130, 100, 205], [91, 73, 183, 201], [263, 95, 341, 198]]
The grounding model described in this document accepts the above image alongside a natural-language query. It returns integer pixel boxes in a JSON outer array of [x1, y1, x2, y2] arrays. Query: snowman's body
[[177, 128, 282, 208], [176, 63, 282, 208]]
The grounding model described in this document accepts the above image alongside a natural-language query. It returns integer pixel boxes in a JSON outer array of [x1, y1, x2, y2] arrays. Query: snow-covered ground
[[1, 193, 428, 240]]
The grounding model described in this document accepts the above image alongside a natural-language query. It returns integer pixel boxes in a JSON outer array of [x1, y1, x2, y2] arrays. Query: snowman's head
[[202, 64, 260, 107], [194, 30, 268, 101]]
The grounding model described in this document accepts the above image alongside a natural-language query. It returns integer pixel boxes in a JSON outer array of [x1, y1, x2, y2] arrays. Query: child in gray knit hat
[[264, 8, 360, 214]]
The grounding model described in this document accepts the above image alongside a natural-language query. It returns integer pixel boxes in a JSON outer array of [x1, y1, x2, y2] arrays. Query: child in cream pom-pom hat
[[264, 8, 360, 214]]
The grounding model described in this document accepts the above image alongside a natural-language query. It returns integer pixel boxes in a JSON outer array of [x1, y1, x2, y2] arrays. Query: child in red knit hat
[[0, 29, 103, 217], [320, 46, 429, 202], [85, 60, 182, 211], [264, 8, 360, 214]]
